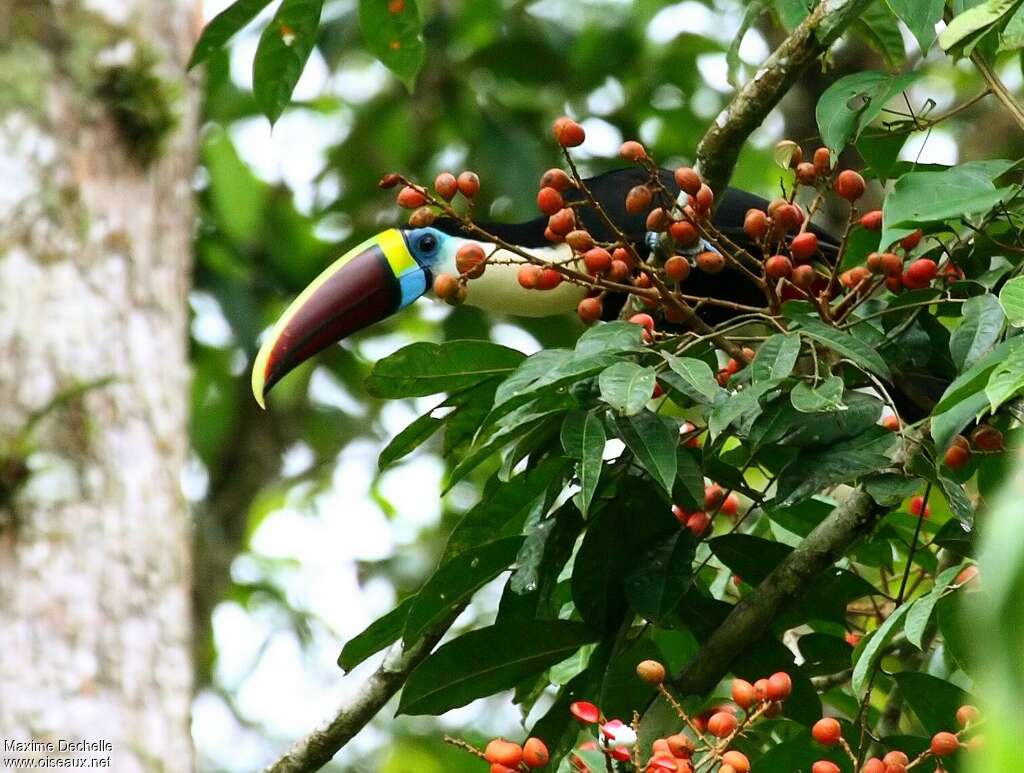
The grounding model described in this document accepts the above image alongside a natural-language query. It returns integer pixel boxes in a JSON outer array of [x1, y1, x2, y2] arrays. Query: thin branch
[[695, 0, 875, 194]]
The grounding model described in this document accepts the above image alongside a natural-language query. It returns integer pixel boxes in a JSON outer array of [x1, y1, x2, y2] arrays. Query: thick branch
[[262, 608, 464, 773], [695, 0, 874, 194]]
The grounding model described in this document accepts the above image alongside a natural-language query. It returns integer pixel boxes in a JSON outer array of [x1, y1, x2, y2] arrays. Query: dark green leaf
[[625, 530, 697, 623], [865, 474, 921, 506], [190, 0, 275, 68], [816, 71, 920, 153], [367, 340, 526, 398], [709, 380, 777, 438], [776, 427, 896, 506], [852, 602, 911, 695], [939, 475, 975, 526], [661, 352, 723, 403], [404, 537, 524, 644], [252, 0, 324, 123], [798, 633, 855, 676], [752, 333, 801, 382], [561, 411, 606, 516], [790, 376, 845, 412], [337, 595, 415, 672], [398, 621, 599, 715], [791, 317, 891, 379], [905, 566, 961, 648], [575, 321, 644, 357], [710, 534, 791, 585], [855, 2, 907, 67], [752, 391, 884, 449], [885, 0, 945, 50], [358, 0, 425, 90], [949, 294, 1005, 372], [613, 411, 678, 495], [599, 362, 656, 415], [893, 671, 972, 733]]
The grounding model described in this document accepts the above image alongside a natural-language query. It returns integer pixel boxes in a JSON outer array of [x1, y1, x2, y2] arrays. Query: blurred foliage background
[[187, 1, 1024, 769]]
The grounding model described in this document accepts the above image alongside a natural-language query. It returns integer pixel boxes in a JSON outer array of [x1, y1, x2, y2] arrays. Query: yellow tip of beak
[[251, 336, 270, 410]]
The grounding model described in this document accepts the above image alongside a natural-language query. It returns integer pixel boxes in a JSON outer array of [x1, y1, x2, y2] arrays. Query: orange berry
[[537, 268, 562, 290], [743, 209, 769, 241], [537, 186, 565, 215], [697, 251, 725, 274], [408, 206, 436, 228], [629, 313, 655, 331], [880, 252, 903, 276], [539, 167, 573, 191], [862, 758, 885, 773], [490, 764, 516, 773], [883, 750, 908, 767], [548, 208, 576, 236], [866, 252, 884, 274], [765, 255, 793, 281], [666, 733, 694, 758], [484, 739, 523, 767], [647, 207, 671, 232], [523, 737, 549, 768], [796, 162, 818, 186], [565, 229, 594, 253], [944, 441, 971, 470], [432, 272, 458, 300], [766, 671, 792, 701], [792, 264, 816, 290], [577, 297, 603, 324], [860, 210, 883, 231], [665, 256, 691, 282], [722, 751, 749, 772], [811, 762, 840, 773], [434, 172, 458, 200], [626, 185, 653, 215], [397, 186, 427, 208], [620, 140, 647, 161], [881, 415, 901, 432], [753, 679, 769, 702], [456, 243, 487, 278], [707, 711, 737, 738], [674, 167, 702, 196], [584, 247, 613, 275], [670, 220, 700, 248], [930, 731, 959, 757], [812, 717, 842, 746], [971, 425, 1004, 451], [518, 265, 542, 289], [636, 659, 666, 685], [775, 203, 804, 232], [904, 258, 937, 287], [901, 229, 923, 251], [835, 169, 866, 202], [694, 184, 714, 212], [814, 147, 832, 175], [457, 171, 480, 198], [790, 232, 818, 262], [956, 704, 979, 727], [608, 259, 631, 282], [731, 679, 756, 709], [552, 116, 585, 147], [685, 511, 711, 537], [957, 565, 979, 586], [721, 493, 739, 517], [845, 631, 861, 647]]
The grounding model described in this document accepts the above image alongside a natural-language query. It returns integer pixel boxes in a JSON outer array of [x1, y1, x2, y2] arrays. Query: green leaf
[[599, 362, 656, 416], [752, 333, 801, 382], [939, 475, 975, 526], [404, 537, 524, 644], [367, 341, 526, 398], [885, 0, 945, 51], [851, 602, 912, 695], [940, 0, 1024, 56], [1000, 4, 1024, 49], [252, 0, 324, 124], [791, 317, 892, 380], [709, 534, 791, 585], [854, 2, 907, 67], [661, 352, 723, 404], [776, 427, 896, 506], [881, 161, 1017, 248], [443, 458, 568, 560], [752, 391, 883, 449], [816, 71, 920, 153], [398, 621, 599, 715], [986, 342, 1024, 410], [709, 380, 778, 438], [613, 411, 678, 495], [904, 566, 961, 648], [625, 530, 697, 623], [358, 0, 424, 90], [190, 0, 275, 68], [950, 294, 1005, 372], [575, 321, 644, 357], [775, 0, 815, 28], [892, 672, 972, 734], [865, 474, 921, 506], [999, 275, 1024, 326], [790, 376, 846, 412], [560, 411, 606, 517], [337, 595, 415, 671]]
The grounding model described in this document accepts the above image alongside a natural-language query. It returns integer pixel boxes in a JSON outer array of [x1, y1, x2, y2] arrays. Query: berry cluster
[[446, 734, 550, 772], [672, 483, 741, 538]]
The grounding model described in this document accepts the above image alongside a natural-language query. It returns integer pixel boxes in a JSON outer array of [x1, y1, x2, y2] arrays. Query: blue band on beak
[[398, 265, 429, 309]]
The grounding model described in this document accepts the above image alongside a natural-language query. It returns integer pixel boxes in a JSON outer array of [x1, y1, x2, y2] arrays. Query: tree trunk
[[0, 1, 196, 770]]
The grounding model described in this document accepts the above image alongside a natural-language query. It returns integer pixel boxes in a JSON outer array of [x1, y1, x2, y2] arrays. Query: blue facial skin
[[398, 227, 450, 308]]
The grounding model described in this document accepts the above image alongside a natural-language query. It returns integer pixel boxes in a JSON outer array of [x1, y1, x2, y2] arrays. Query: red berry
[[539, 168, 573, 191], [860, 210, 883, 231], [667, 733, 694, 758], [766, 671, 792, 701], [881, 415, 901, 432], [904, 258, 937, 287], [569, 700, 600, 723], [518, 265, 542, 289], [577, 297, 603, 324], [956, 704, 979, 727], [707, 711, 737, 738], [812, 717, 842, 746], [685, 511, 711, 537], [841, 266, 871, 290], [694, 184, 714, 212], [775, 204, 804, 232], [721, 494, 739, 517], [619, 140, 647, 161], [811, 762, 840, 773], [523, 737, 549, 768], [552, 116, 585, 147], [456, 243, 487, 278], [792, 264, 816, 290], [697, 251, 725, 274], [548, 208, 576, 236], [397, 186, 427, 208], [813, 147, 832, 175], [665, 256, 691, 282], [433, 273, 459, 300], [835, 169, 866, 202], [626, 185, 653, 215], [957, 565, 979, 586], [722, 751, 749, 772], [537, 186, 565, 215], [846, 631, 861, 647], [629, 313, 655, 331], [377, 172, 402, 189], [862, 758, 885, 773], [790, 232, 819, 262], [674, 167, 702, 196], [944, 440, 971, 470], [901, 229, 923, 251], [753, 679, 769, 702], [909, 495, 930, 518], [796, 162, 818, 186], [680, 421, 701, 448], [537, 268, 562, 290], [434, 172, 458, 200], [743, 209, 769, 241], [930, 731, 959, 757], [670, 220, 700, 247], [883, 751, 909, 767], [457, 171, 480, 198], [608, 259, 631, 282], [647, 207, 671, 232], [971, 425, 1004, 451], [765, 255, 793, 281], [731, 679, 756, 709], [584, 247, 613, 275], [485, 739, 523, 767]]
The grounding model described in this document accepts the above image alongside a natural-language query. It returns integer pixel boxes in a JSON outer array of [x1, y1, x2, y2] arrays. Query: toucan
[[252, 167, 840, 408]]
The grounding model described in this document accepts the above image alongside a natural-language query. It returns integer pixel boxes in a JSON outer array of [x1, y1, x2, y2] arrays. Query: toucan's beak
[[252, 229, 427, 408]]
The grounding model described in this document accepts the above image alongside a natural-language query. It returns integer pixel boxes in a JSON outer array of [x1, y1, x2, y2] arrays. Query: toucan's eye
[[418, 233, 438, 253]]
